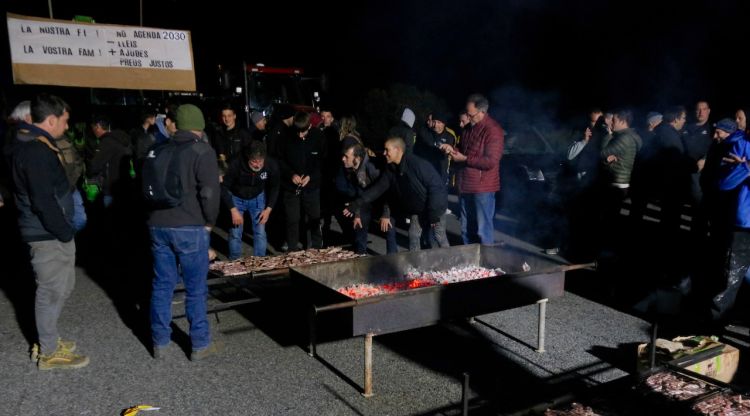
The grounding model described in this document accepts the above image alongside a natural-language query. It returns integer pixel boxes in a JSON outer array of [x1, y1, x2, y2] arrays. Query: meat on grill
[[643, 371, 715, 401], [693, 393, 750, 416], [544, 402, 602, 416], [336, 266, 506, 299], [209, 247, 363, 276]]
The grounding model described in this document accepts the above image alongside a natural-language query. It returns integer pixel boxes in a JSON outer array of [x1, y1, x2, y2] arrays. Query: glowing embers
[[336, 266, 506, 299]]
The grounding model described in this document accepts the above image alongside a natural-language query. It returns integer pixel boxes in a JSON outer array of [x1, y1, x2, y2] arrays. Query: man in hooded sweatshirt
[[389, 107, 417, 154]]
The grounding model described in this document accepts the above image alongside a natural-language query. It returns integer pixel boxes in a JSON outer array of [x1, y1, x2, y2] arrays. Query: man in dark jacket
[[88, 116, 133, 208], [147, 104, 220, 361], [345, 137, 449, 251], [11, 94, 89, 370], [277, 112, 326, 251], [214, 104, 252, 167], [441, 94, 504, 245], [416, 111, 455, 185], [130, 108, 156, 161], [221, 140, 280, 258], [646, 106, 692, 233], [337, 142, 397, 254]]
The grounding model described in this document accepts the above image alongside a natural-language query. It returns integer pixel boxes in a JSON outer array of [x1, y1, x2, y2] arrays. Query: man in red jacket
[[441, 94, 504, 245]]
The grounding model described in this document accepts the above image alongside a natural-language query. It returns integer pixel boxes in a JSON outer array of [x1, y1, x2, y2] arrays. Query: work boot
[[152, 344, 169, 360], [31, 338, 76, 362], [38, 347, 89, 370], [190, 342, 222, 361]]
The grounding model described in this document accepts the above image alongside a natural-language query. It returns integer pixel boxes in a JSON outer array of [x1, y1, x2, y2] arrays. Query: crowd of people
[[3, 91, 750, 371], [0, 92, 504, 370]]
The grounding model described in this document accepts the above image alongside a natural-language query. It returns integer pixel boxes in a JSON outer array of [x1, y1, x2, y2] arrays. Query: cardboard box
[[637, 343, 740, 383], [682, 344, 739, 383]]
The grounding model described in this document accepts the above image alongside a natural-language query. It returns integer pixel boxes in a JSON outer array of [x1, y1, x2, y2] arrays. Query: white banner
[[6, 13, 196, 90]]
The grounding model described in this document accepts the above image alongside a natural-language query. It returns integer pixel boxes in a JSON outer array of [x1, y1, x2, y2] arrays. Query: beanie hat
[[401, 108, 416, 128], [251, 111, 265, 125], [646, 112, 662, 126], [716, 118, 738, 134], [432, 111, 450, 125], [175, 104, 205, 131]]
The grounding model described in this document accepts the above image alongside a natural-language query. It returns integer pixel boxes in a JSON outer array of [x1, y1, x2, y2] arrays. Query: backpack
[[141, 139, 195, 208]]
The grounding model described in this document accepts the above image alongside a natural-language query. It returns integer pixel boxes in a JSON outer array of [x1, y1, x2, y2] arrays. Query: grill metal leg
[[363, 333, 374, 397], [308, 306, 317, 357], [536, 299, 548, 353]]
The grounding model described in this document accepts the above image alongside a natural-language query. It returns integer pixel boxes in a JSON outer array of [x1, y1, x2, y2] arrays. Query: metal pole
[[649, 321, 658, 369], [536, 299, 547, 353], [139, 0, 143, 26], [308, 306, 317, 357], [48, 0, 54, 19], [462, 372, 470, 416], [243, 61, 250, 128], [363, 333, 374, 397]]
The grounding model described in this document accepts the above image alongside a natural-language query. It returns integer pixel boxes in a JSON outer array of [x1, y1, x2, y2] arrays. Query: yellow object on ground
[[122, 405, 160, 416]]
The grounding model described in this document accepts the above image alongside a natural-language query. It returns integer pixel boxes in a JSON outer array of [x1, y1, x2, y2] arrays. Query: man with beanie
[[250, 111, 268, 143], [276, 111, 326, 251], [417, 111, 456, 185], [441, 93, 504, 245], [389, 107, 417, 154], [11, 94, 90, 370], [147, 103, 221, 361]]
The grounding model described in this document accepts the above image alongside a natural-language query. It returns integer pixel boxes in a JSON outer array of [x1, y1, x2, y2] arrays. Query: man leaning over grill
[[337, 141, 398, 254], [222, 140, 280, 259], [344, 136, 449, 250]]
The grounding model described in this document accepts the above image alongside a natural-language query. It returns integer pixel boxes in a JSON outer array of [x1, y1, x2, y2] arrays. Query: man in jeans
[[441, 94, 504, 245], [11, 94, 89, 369], [147, 104, 220, 360], [345, 137, 449, 250], [221, 140, 280, 259]]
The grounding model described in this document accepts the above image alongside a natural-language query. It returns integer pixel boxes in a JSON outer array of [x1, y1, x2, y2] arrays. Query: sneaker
[[544, 247, 559, 255], [38, 349, 89, 370], [190, 342, 221, 361], [31, 338, 76, 362]]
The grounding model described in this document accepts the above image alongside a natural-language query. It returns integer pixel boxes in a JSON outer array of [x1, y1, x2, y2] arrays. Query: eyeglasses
[[467, 112, 480, 118]]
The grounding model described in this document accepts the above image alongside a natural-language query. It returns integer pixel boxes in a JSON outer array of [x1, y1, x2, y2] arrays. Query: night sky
[[2, 0, 750, 120]]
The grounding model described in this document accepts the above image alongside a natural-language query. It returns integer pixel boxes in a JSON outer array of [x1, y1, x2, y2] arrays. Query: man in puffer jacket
[[441, 93, 504, 245]]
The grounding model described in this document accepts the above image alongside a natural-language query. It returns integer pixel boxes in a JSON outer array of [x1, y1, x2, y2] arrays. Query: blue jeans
[[72, 189, 87, 232], [229, 193, 267, 259], [149, 226, 210, 350], [354, 204, 398, 254], [460, 192, 495, 245]]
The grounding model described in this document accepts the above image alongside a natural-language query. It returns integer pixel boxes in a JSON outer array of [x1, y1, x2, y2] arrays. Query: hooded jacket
[[147, 130, 221, 227], [718, 130, 750, 228]]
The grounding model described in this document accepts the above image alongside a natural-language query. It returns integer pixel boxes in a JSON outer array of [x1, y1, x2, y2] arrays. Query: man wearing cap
[[147, 104, 221, 361], [706, 118, 750, 319], [267, 104, 296, 158], [250, 111, 268, 143], [417, 111, 456, 186]]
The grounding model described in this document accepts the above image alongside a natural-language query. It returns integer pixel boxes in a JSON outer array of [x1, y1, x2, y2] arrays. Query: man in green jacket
[[599, 108, 642, 245]]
